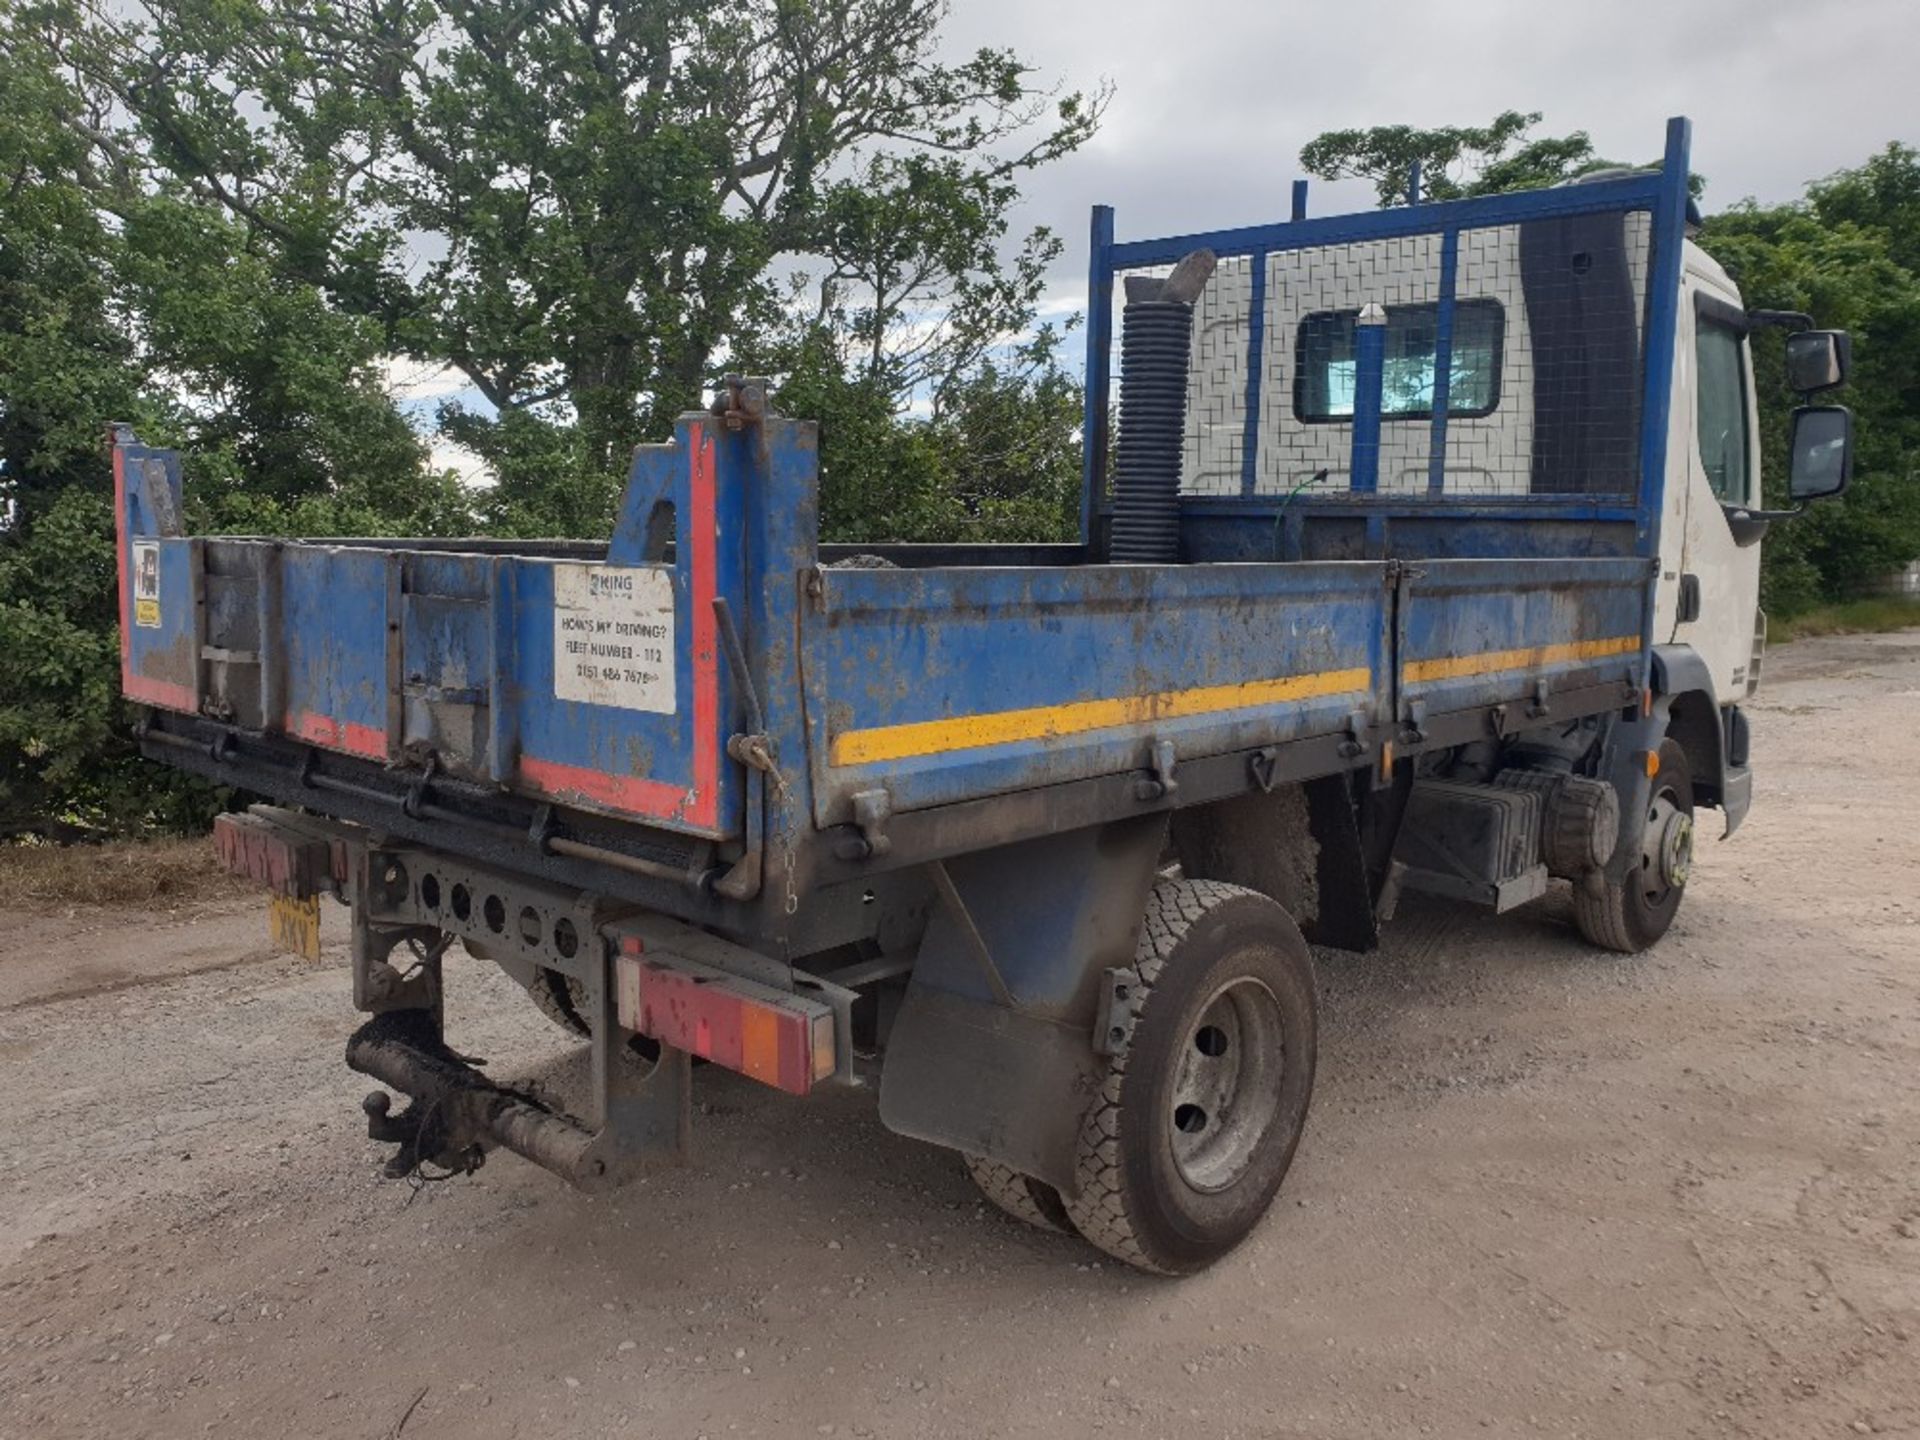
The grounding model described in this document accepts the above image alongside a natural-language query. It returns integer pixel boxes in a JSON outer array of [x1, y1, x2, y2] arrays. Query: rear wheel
[[468, 942, 662, 1062], [1065, 879, 1317, 1276], [1574, 737, 1694, 953], [527, 966, 591, 1036], [963, 1155, 1073, 1234]]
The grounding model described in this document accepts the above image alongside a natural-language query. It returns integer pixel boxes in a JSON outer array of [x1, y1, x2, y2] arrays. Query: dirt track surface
[[3, 631, 1918, 1440]]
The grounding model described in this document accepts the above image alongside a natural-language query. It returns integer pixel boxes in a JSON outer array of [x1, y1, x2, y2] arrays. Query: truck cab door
[[1668, 277, 1764, 698]]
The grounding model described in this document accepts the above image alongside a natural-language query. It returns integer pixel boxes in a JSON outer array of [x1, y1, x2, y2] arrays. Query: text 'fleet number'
[[551, 564, 677, 714]]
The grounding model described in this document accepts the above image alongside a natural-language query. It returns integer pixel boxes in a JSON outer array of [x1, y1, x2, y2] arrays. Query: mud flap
[[1598, 705, 1670, 884], [877, 815, 1168, 1196], [1169, 772, 1389, 952]]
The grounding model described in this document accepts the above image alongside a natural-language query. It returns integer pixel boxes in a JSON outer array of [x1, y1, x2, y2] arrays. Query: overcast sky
[[943, 0, 1916, 296], [405, 0, 1916, 475]]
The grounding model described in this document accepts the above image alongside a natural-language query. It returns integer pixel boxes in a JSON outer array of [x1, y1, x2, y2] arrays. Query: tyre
[[465, 940, 662, 1061], [527, 965, 592, 1037], [1064, 879, 1317, 1276], [1574, 737, 1694, 953], [963, 1155, 1073, 1234]]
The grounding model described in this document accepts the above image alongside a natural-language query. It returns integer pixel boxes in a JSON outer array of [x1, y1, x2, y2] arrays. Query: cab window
[[1694, 315, 1751, 502], [1295, 300, 1503, 422]]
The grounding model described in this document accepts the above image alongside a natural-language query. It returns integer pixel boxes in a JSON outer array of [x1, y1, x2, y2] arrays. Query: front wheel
[[1065, 879, 1317, 1276], [1574, 737, 1694, 953]]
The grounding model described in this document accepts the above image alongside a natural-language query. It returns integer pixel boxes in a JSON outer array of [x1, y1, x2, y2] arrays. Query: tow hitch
[[348, 1005, 690, 1188], [212, 807, 855, 1189]]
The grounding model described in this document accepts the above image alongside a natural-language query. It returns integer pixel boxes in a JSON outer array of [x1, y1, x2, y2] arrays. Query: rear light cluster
[[614, 939, 836, 1096], [212, 811, 348, 898]]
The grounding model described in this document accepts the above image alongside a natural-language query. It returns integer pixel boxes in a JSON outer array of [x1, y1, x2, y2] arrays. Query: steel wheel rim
[[1168, 975, 1287, 1194], [1640, 787, 1693, 906]]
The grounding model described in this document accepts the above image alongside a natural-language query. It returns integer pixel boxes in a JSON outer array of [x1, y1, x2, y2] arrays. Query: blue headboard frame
[[1079, 116, 1695, 576]]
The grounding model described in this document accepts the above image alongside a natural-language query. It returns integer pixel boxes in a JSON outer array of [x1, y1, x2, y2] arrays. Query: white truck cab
[[1664, 245, 1767, 700], [1178, 194, 1856, 810], [1666, 243, 1852, 702]]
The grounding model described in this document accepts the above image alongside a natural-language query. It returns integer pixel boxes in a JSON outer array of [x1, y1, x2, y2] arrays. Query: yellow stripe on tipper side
[[828, 667, 1373, 767], [1403, 634, 1640, 685]]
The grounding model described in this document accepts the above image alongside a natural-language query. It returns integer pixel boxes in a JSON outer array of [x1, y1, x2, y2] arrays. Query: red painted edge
[[518, 754, 694, 822], [212, 812, 335, 899], [516, 419, 725, 834], [286, 709, 388, 760]]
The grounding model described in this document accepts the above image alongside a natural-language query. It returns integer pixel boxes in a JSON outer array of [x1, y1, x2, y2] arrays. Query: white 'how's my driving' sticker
[[551, 564, 676, 713]]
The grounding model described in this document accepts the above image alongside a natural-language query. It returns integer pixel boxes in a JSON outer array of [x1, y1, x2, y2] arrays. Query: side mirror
[[1785, 330, 1851, 393], [1788, 405, 1853, 502]]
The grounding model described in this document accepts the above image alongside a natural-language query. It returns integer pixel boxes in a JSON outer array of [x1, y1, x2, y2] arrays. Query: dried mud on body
[[3, 632, 1918, 1440]]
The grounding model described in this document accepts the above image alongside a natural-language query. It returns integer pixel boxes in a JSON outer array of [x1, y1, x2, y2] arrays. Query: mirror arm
[[1746, 308, 1815, 331], [1718, 502, 1796, 548]]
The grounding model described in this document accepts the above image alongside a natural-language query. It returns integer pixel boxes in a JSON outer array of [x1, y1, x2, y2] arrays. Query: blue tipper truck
[[117, 118, 1859, 1274]]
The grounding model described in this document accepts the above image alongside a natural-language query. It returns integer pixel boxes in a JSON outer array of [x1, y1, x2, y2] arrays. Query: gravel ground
[[2, 631, 1917, 1440]]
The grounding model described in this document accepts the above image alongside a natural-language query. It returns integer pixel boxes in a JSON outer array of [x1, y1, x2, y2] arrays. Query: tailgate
[[115, 422, 742, 840]]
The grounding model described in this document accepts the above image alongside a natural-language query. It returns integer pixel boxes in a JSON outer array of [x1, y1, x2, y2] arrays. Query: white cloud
[[379, 355, 494, 486], [383, 355, 471, 406], [936, 0, 1916, 302]]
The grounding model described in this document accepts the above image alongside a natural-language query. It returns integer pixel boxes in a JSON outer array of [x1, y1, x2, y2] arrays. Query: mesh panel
[[1254, 233, 1444, 495], [1104, 209, 1653, 503], [1183, 255, 1255, 496]]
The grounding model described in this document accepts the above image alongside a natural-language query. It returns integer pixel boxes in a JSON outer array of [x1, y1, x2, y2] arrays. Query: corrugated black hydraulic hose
[[1108, 301, 1195, 563], [1107, 249, 1215, 564]]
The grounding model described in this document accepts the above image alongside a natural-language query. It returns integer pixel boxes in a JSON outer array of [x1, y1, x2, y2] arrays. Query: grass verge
[[1770, 597, 1920, 643], [0, 836, 249, 911]]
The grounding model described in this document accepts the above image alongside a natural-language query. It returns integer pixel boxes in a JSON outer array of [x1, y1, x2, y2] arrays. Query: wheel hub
[[1168, 977, 1287, 1194], [1661, 810, 1694, 888], [1639, 788, 1693, 903]]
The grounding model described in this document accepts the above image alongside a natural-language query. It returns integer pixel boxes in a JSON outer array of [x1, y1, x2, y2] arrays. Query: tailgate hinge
[[835, 788, 893, 861], [1135, 738, 1178, 802]]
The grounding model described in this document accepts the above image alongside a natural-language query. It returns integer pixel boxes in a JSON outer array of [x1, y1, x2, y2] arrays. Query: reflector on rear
[[614, 953, 836, 1096]]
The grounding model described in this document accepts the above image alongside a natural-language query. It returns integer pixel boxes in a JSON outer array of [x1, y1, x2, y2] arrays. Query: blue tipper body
[[116, 120, 1698, 927]]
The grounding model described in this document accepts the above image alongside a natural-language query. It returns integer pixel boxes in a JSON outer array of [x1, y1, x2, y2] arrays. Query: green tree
[[67, 0, 1102, 530], [1299, 111, 1698, 206], [771, 333, 1084, 545], [1300, 111, 1618, 206], [1, 0, 462, 835], [0, 8, 174, 835], [1698, 147, 1920, 613]]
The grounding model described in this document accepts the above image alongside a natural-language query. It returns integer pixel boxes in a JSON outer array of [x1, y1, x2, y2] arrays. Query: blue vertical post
[[1290, 179, 1309, 222], [1426, 227, 1460, 493], [1634, 117, 1694, 669], [1349, 303, 1388, 493], [1239, 252, 1268, 496], [1080, 205, 1115, 547], [1407, 159, 1423, 207]]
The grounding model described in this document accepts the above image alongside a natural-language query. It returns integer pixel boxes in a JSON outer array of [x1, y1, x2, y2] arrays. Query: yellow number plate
[[267, 893, 322, 961]]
